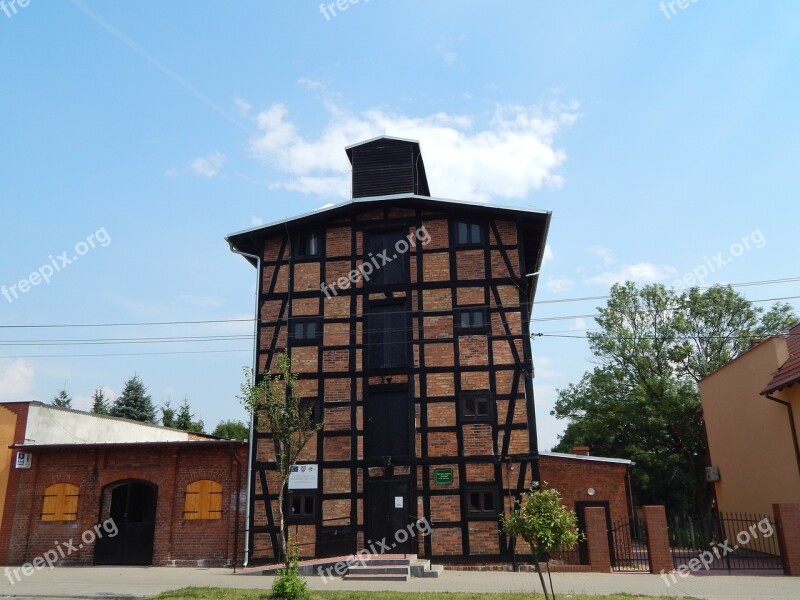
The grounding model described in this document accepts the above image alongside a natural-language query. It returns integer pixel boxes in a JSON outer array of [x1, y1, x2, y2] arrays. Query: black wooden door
[[366, 480, 413, 554], [365, 390, 411, 459], [95, 481, 157, 565]]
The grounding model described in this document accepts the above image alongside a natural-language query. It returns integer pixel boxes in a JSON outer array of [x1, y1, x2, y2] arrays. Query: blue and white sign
[[288, 464, 318, 490]]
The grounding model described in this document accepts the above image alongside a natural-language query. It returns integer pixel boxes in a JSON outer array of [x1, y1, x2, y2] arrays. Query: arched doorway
[[95, 480, 158, 566]]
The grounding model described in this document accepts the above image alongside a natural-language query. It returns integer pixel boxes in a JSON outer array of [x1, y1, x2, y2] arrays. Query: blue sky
[[1, 0, 798, 449]]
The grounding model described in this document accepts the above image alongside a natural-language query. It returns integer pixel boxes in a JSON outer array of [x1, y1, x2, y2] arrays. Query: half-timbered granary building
[[227, 136, 630, 565]]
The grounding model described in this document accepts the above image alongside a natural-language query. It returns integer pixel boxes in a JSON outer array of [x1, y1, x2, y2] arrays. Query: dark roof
[[762, 323, 800, 394]]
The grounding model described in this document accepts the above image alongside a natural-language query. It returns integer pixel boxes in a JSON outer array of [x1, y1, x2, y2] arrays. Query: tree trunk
[[545, 560, 556, 599], [277, 482, 288, 569], [533, 559, 551, 600]]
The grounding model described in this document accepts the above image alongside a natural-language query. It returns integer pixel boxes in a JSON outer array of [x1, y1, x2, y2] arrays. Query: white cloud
[[534, 356, 562, 379], [584, 263, 678, 286], [233, 97, 252, 116], [443, 51, 457, 66], [571, 317, 588, 331], [0, 360, 35, 401], [546, 276, 573, 293], [249, 98, 578, 201], [191, 151, 226, 178], [542, 244, 554, 264], [163, 168, 179, 178], [250, 216, 263, 226], [589, 245, 615, 266]]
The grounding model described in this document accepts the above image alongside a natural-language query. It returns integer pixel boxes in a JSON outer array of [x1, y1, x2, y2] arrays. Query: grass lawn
[[152, 589, 694, 600]]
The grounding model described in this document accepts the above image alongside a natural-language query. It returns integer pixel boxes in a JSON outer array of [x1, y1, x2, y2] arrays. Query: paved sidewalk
[[1, 566, 799, 599]]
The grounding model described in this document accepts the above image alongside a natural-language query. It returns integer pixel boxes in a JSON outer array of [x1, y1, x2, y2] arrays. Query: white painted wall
[[24, 404, 193, 445]]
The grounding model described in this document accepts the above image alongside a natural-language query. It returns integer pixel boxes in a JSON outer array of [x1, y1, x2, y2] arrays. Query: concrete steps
[[240, 553, 443, 580], [343, 556, 443, 581]]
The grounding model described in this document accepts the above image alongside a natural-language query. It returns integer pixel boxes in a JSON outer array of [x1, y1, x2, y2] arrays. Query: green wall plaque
[[433, 468, 454, 485]]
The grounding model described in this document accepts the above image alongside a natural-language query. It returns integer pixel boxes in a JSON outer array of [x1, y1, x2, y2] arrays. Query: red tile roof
[[762, 323, 800, 394]]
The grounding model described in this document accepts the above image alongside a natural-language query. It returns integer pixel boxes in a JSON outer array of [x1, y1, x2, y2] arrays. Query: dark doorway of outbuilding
[[366, 479, 414, 554], [574, 500, 614, 566], [95, 480, 158, 566]]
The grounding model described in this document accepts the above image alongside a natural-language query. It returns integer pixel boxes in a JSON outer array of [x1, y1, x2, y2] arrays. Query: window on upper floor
[[294, 232, 321, 259], [460, 391, 494, 422], [465, 488, 498, 518], [454, 220, 485, 246], [291, 318, 321, 346], [455, 307, 488, 333]]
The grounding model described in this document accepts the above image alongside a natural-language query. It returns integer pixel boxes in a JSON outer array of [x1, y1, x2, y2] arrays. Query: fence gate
[[611, 516, 650, 572], [669, 513, 784, 571]]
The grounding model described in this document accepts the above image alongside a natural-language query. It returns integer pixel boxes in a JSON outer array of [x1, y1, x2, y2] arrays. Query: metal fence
[[611, 516, 650, 572], [669, 512, 783, 571]]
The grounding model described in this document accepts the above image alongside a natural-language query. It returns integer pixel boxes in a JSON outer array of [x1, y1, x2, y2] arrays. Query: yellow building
[[700, 323, 800, 516]]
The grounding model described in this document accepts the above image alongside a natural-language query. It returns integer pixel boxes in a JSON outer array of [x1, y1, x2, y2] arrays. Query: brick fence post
[[773, 503, 800, 576], [643, 505, 673, 575], [585, 506, 611, 573]]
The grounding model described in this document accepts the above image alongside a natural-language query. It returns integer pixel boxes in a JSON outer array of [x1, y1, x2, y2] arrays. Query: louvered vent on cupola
[[345, 136, 431, 199]]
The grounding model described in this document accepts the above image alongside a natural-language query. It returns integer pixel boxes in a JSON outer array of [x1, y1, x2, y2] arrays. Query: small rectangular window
[[455, 307, 488, 332], [300, 398, 322, 425], [289, 494, 316, 520], [466, 488, 498, 517], [295, 232, 321, 258], [291, 318, 321, 346], [460, 391, 494, 422], [455, 221, 484, 246]]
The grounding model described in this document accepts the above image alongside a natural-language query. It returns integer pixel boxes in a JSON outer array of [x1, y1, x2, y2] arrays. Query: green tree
[[91, 388, 109, 414], [238, 352, 323, 569], [213, 419, 249, 440], [502, 483, 581, 600], [110, 375, 157, 423], [552, 283, 797, 515], [161, 399, 176, 428], [51, 388, 72, 408], [174, 397, 205, 433]]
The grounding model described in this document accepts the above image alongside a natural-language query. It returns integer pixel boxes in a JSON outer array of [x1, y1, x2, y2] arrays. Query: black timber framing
[[247, 204, 546, 564]]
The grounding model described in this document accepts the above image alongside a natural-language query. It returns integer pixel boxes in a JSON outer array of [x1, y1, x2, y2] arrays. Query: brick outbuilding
[[1, 402, 246, 567]]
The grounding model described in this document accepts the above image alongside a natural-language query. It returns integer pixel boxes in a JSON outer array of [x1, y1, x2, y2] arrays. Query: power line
[[1, 276, 798, 331]]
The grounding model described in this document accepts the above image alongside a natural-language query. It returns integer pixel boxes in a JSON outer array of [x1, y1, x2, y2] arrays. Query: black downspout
[[765, 392, 800, 479]]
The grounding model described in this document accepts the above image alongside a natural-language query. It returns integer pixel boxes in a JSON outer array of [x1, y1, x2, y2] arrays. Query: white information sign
[[288, 464, 318, 490], [15, 452, 32, 469], [394, 496, 404, 509]]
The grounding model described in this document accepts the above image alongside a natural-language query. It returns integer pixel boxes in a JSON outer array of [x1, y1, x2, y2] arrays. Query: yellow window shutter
[[42, 483, 79, 521], [185, 479, 222, 520]]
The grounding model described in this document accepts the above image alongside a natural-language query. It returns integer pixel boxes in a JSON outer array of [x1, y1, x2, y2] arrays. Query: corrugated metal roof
[[540, 451, 634, 465], [11, 440, 246, 450], [762, 323, 800, 394]]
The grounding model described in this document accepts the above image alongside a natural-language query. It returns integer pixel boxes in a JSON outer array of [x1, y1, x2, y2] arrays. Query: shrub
[[271, 562, 308, 600]]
